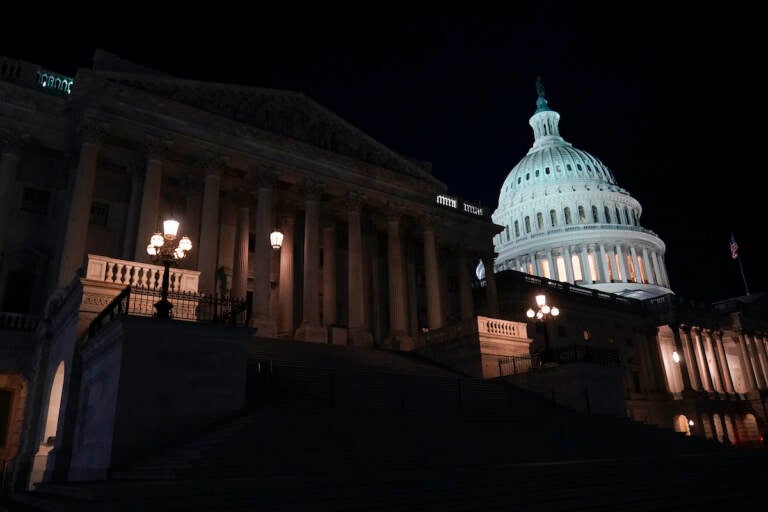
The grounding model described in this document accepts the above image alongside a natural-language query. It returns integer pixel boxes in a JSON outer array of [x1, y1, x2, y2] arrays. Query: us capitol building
[[0, 50, 766, 498]]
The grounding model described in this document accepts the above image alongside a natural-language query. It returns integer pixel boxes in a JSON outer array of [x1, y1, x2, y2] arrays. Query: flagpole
[[736, 256, 750, 296]]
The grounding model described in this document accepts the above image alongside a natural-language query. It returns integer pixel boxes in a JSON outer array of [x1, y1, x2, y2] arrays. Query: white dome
[[492, 82, 672, 299]]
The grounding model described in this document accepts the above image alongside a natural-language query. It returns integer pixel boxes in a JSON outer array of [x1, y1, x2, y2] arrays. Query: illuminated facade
[[492, 82, 672, 299]]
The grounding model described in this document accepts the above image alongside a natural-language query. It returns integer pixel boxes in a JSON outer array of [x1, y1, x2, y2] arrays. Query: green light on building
[[36, 70, 73, 95]]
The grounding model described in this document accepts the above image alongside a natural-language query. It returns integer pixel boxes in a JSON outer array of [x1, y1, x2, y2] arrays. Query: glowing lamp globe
[[163, 219, 180, 239], [672, 351, 681, 363], [150, 233, 164, 248], [535, 294, 546, 307], [542, 305, 550, 315], [146, 244, 157, 256], [526, 308, 535, 318], [270, 229, 284, 250], [179, 236, 192, 252], [550, 307, 559, 317]]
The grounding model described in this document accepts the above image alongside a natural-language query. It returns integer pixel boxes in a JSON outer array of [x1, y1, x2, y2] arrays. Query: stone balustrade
[[84, 254, 200, 293], [477, 316, 527, 339], [0, 312, 40, 332]]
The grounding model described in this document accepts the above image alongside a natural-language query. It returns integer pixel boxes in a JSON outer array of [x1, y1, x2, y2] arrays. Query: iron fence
[[127, 286, 248, 326], [497, 345, 620, 377], [498, 353, 542, 376]]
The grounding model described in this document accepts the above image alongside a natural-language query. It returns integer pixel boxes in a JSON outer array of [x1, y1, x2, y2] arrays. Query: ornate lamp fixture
[[146, 218, 192, 319], [526, 293, 560, 364], [270, 225, 284, 250]]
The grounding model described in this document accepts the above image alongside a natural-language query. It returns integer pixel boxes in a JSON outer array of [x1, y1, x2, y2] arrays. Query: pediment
[[92, 70, 440, 184]]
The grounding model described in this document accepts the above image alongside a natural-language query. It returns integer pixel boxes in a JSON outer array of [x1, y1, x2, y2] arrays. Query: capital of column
[[303, 178, 325, 201], [198, 152, 227, 176], [248, 168, 278, 190], [343, 191, 364, 212], [143, 134, 174, 161], [0, 129, 28, 156], [77, 118, 109, 145]]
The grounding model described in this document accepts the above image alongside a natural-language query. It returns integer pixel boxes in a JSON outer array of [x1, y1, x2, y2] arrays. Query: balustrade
[[477, 316, 527, 339], [85, 254, 200, 293]]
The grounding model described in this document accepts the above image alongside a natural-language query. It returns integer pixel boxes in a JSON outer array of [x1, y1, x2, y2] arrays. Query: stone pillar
[[231, 198, 250, 301], [197, 163, 222, 295], [658, 256, 670, 288], [134, 136, 170, 262], [691, 327, 714, 392], [703, 329, 724, 393], [752, 334, 768, 386], [579, 247, 590, 283], [671, 326, 693, 392], [251, 172, 277, 337], [423, 215, 443, 330], [482, 252, 499, 318], [599, 244, 611, 282], [746, 334, 768, 390], [216, 198, 237, 296], [346, 193, 372, 346], [0, 131, 23, 263], [679, 326, 702, 391], [277, 209, 296, 338], [322, 216, 337, 329], [641, 247, 654, 284], [651, 252, 662, 287], [120, 162, 143, 260], [528, 252, 538, 276], [456, 245, 474, 322], [616, 244, 628, 283], [736, 333, 758, 392], [295, 181, 326, 343], [714, 331, 736, 394], [546, 249, 556, 280], [58, 120, 106, 286], [629, 246, 639, 283], [560, 247, 573, 283], [386, 210, 411, 349]]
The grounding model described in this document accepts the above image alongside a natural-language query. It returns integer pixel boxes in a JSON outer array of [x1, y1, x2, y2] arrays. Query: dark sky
[[3, 2, 766, 302]]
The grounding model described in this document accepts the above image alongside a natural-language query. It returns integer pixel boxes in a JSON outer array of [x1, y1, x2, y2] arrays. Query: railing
[[85, 254, 200, 293], [78, 286, 131, 347], [477, 316, 527, 339], [1, 56, 74, 96], [497, 345, 620, 377], [0, 312, 40, 332], [35, 69, 73, 95], [127, 287, 249, 325], [498, 353, 541, 376], [435, 194, 486, 217]]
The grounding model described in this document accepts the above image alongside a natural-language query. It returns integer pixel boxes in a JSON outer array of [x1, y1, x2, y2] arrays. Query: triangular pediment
[[88, 53, 439, 183]]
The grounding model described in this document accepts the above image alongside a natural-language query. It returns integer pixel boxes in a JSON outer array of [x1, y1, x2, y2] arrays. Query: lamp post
[[146, 218, 192, 319], [526, 293, 560, 365], [688, 419, 695, 437]]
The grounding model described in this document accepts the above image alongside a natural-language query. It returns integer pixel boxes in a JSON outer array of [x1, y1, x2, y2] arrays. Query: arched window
[[536, 212, 544, 230], [566, 164, 572, 171], [526, 173, 530, 181], [505, 226, 510, 241], [564, 207, 572, 225], [524, 216, 531, 234], [514, 220, 520, 237], [624, 207, 630, 225], [545, 167, 551, 175], [550, 209, 557, 227], [577, 164, 582, 171], [556, 165, 562, 173], [615, 207, 622, 224], [517, 177, 521, 184], [604, 206, 611, 223], [578, 206, 586, 223], [591, 205, 599, 223], [535, 169, 540, 177]]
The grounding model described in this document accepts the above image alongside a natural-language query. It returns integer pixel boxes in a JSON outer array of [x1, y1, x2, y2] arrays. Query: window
[[564, 207, 572, 225], [550, 209, 557, 227], [577, 164, 582, 171], [624, 207, 631, 225], [526, 173, 530, 181], [604, 206, 611, 223], [545, 167, 550, 175], [578, 206, 586, 223], [514, 220, 520, 237], [517, 177, 521, 184], [524, 216, 531, 234], [21, 187, 50, 215], [566, 164, 572, 171], [631, 210, 638, 226], [536, 212, 544, 230], [89, 201, 109, 227], [591, 205, 599, 223], [535, 169, 540, 177], [615, 207, 622, 225]]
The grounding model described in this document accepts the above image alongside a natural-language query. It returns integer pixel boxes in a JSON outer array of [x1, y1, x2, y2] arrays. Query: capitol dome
[[492, 81, 672, 299]]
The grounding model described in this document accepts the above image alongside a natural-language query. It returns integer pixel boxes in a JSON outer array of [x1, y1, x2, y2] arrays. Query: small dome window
[[545, 167, 551, 174], [615, 207, 622, 225], [577, 164, 582, 171], [578, 206, 586, 223], [604, 206, 611, 224], [536, 212, 544, 230], [564, 207, 572, 225], [586, 165, 592, 172], [591, 205, 599, 223], [550, 209, 557, 227], [524, 216, 531, 234], [566, 164, 572, 171], [556, 165, 562, 173], [517, 177, 521, 184], [514, 220, 520, 237], [526, 173, 530, 181], [535, 169, 540, 177]]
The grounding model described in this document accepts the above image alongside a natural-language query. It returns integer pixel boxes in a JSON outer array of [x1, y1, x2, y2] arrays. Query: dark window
[[545, 167, 551, 175], [550, 209, 557, 227], [89, 201, 109, 226], [536, 212, 544, 230], [604, 206, 611, 223], [535, 169, 540, 177], [514, 221, 520, 237], [564, 207, 572, 225], [577, 164, 582, 171], [0, 389, 11, 447], [578, 206, 586, 223], [592, 205, 599, 223], [526, 173, 530, 181], [21, 187, 50, 215], [566, 164, 572, 171], [1, 271, 35, 313], [615, 207, 622, 225], [524, 216, 531, 234]]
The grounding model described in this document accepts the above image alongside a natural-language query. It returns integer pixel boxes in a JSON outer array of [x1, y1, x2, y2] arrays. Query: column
[[679, 326, 702, 391], [120, 163, 143, 260], [528, 252, 538, 276], [658, 256, 670, 288], [134, 136, 170, 262], [322, 215, 337, 329], [217, 198, 237, 295], [691, 327, 714, 392], [347, 193, 372, 346], [423, 214, 443, 330], [629, 246, 639, 283], [651, 252, 662, 287], [251, 172, 277, 337], [561, 247, 573, 283], [456, 245, 474, 322], [703, 329, 724, 393], [746, 334, 768, 389], [546, 249, 556, 280], [580, 247, 590, 283], [386, 210, 411, 348], [753, 334, 768, 385], [736, 333, 758, 392], [672, 326, 693, 392], [0, 131, 23, 263], [58, 120, 105, 286], [295, 180, 326, 343], [231, 197, 249, 300], [599, 244, 611, 283], [616, 244, 628, 283], [197, 163, 222, 295], [277, 209, 295, 338], [482, 252, 499, 318], [714, 331, 736, 394], [641, 247, 655, 284]]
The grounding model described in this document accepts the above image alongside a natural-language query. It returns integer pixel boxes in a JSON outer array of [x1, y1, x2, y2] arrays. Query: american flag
[[730, 233, 739, 260]]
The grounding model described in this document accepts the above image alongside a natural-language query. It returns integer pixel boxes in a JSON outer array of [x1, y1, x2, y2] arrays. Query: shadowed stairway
[[3, 338, 767, 511]]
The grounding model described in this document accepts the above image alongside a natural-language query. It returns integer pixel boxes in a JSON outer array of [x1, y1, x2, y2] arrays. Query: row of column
[[671, 325, 768, 395], [506, 242, 669, 288]]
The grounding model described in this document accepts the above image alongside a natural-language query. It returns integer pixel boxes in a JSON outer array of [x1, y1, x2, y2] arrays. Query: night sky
[[3, 2, 766, 302]]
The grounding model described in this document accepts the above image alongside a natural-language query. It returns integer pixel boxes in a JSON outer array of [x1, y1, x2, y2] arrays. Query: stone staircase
[[3, 339, 766, 511]]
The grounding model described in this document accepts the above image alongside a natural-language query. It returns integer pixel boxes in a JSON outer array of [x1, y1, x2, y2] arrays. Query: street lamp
[[526, 293, 560, 364], [146, 218, 192, 319], [688, 419, 695, 437]]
